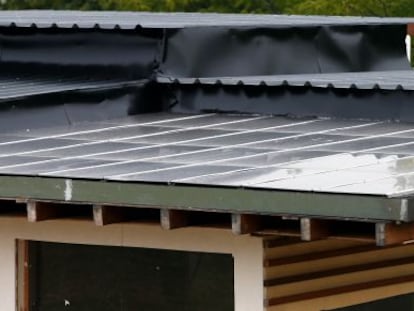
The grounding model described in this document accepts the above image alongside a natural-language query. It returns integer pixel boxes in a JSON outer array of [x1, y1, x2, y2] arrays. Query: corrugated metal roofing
[[0, 72, 145, 101], [1, 112, 414, 198], [157, 70, 414, 91], [0, 11, 413, 29]]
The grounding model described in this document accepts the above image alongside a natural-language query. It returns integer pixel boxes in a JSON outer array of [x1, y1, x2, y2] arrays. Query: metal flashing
[[0, 11, 412, 29], [0, 74, 146, 101], [0, 175, 408, 221], [157, 70, 414, 91]]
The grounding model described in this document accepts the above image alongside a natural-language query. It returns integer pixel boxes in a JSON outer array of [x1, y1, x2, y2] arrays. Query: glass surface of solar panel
[[1, 112, 414, 197]]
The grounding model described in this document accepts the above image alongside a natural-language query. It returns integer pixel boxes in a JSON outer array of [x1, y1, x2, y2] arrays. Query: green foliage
[[0, 0, 103, 10], [0, 0, 413, 17], [161, 0, 301, 14], [0, 0, 300, 13], [287, 0, 414, 17]]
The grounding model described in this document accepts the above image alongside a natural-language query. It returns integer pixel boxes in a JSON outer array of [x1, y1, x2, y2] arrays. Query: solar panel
[[1, 112, 414, 198]]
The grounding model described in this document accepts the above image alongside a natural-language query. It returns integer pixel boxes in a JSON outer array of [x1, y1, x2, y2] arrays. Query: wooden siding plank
[[263, 237, 301, 249], [265, 274, 414, 306], [265, 244, 414, 281], [264, 256, 414, 287], [264, 244, 377, 267], [264, 239, 367, 260]]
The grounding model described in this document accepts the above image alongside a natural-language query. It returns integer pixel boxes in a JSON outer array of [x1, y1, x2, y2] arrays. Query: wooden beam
[[300, 218, 330, 241], [16, 240, 30, 311], [160, 209, 190, 230], [232, 214, 263, 235], [93, 205, 126, 226], [0, 200, 21, 213], [264, 244, 378, 267], [15, 198, 28, 204], [0, 176, 407, 222], [26, 201, 62, 222], [376, 222, 414, 246], [408, 24, 414, 36], [263, 237, 301, 249]]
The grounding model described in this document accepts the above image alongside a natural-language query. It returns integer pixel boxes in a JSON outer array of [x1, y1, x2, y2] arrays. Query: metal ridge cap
[[0, 10, 410, 29]]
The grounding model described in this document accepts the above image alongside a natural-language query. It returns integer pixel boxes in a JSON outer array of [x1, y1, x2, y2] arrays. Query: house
[[1, 10, 414, 311]]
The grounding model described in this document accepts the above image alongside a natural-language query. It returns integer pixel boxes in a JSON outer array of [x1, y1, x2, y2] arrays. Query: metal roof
[[157, 70, 414, 91], [0, 112, 414, 221], [0, 71, 144, 101], [2, 70, 412, 103], [0, 11, 413, 29]]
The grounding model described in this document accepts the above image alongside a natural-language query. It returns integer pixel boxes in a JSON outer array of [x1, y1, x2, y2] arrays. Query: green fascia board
[[0, 175, 410, 222]]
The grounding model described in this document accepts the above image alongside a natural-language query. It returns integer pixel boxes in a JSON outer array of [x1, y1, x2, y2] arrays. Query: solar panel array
[[1, 112, 414, 198]]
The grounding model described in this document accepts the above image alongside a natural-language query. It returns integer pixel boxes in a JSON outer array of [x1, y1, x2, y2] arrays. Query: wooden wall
[[263, 238, 414, 311], [0, 216, 264, 311]]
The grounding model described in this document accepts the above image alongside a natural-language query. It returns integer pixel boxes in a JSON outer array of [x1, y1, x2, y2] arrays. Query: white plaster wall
[[0, 217, 264, 311], [0, 222, 15, 311]]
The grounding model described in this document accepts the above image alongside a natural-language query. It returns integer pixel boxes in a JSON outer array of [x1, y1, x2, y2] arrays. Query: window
[[18, 241, 234, 311]]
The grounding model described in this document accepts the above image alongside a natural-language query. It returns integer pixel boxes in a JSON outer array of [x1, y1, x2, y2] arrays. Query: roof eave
[[0, 175, 410, 222]]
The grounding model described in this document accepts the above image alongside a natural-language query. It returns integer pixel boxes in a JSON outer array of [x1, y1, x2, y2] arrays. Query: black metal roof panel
[[0, 72, 145, 101], [157, 70, 414, 91], [0, 11, 413, 29], [1, 112, 414, 198]]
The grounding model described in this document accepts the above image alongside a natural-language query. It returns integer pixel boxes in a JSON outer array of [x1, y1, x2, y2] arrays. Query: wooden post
[[232, 214, 262, 235], [16, 240, 30, 311], [301, 218, 330, 241], [93, 205, 125, 226], [408, 24, 414, 36], [376, 222, 414, 246], [27, 201, 62, 222], [160, 209, 190, 230]]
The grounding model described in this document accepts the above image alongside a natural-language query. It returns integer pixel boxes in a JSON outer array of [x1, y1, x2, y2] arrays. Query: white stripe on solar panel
[[42, 120, 383, 177], [0, 118, 318, 167], [0, 113, 217, 146]]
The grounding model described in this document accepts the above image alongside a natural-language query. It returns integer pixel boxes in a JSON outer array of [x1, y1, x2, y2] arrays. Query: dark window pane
[[29, 241, 234, 311]]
